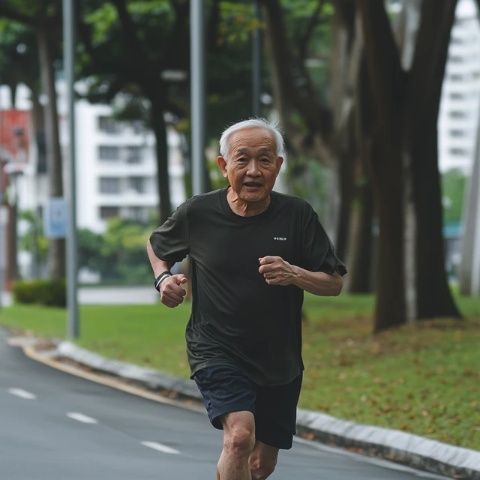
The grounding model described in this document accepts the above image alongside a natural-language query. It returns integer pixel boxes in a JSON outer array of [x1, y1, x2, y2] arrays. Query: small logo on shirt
[[273, 236, 287, 241]]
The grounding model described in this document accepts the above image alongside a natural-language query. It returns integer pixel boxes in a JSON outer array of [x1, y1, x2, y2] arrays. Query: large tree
[[258, 0, 375, 289], [0, 1, 65, 281], [359, 0, 461, 329], [77, 0, 258, 222], [260, 0, 461, 330], [76, 0, 191, 222]]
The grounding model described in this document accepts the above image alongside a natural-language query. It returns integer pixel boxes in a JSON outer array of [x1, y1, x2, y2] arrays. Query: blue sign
[[44, 197, 67, 239]]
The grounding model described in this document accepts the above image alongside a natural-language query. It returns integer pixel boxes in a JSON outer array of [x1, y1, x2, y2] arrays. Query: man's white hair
[[219, 118, 286, 160]]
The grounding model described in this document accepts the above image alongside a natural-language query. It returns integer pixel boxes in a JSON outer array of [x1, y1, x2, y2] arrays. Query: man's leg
[[249, 441, 279, 480], [217, 411, 256, 480]]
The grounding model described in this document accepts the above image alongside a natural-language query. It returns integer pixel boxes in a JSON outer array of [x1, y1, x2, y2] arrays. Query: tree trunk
[[345, 153, 374, 293], [37, 25, 65, 281], [149, 97, 172, 223], [406, 0, 461, 319], [359, 0, 407, 331], [336, 153, 354, 258], [371, 130, 406, 331], [346, 49, 376, 294], [6, 202, 19, 286], [410, 124, 461, 318]]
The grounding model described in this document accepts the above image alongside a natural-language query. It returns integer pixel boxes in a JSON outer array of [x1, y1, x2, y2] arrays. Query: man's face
[[217, 127, 283, 205]]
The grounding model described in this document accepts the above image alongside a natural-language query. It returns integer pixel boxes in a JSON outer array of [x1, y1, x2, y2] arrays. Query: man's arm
[[258, 256, 343, 296], [147, 241, 187, 307]]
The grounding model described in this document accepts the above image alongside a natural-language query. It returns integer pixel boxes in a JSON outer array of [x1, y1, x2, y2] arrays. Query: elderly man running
[[147, 118, 346, 480]]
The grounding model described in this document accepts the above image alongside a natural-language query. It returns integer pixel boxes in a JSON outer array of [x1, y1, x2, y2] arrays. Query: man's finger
[[258, 256, 280, 265], [162, 289, 186, 303]]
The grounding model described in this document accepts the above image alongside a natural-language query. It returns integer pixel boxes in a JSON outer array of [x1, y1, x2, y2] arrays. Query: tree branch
[[0, 3, 36, 26], [357, 0, 403, 117], [110, 0, 150, 71], [298, 0, 324, 64], [260, 0, 332, 137], [407, 0, 457, 128]]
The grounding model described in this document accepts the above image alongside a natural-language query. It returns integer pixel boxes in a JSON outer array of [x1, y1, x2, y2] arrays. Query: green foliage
[[207, 157, 228, 190], [0, 20, 39, 90], [218, 3, 259, 44], [84, 4, 119, 44], [78, 218, 152, 284], [287, 156, 332, 221], [12, 279, 66, 307], [19, 210, 48, 265], [441, 168, 467, 224]]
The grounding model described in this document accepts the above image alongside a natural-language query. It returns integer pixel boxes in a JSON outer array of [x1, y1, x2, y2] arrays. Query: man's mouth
[[243, 181, 263, 188]]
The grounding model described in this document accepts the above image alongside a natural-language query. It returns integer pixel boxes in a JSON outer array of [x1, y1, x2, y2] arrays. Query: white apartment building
[[73, 101, 185, 233], [438, 0, 480, 174], [0, 83, 186, 234]]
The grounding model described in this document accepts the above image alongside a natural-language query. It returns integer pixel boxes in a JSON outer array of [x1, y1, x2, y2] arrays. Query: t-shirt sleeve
[[300, 203, 347, 276], [149, 200, 190, 264]]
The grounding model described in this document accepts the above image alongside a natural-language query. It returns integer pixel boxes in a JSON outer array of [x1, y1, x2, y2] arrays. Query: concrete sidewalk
[[22, 338, 480, 480], [1, 286, 158, 307]]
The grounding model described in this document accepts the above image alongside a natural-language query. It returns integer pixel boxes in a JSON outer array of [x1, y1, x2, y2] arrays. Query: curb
[[30, 339, 480, 479]]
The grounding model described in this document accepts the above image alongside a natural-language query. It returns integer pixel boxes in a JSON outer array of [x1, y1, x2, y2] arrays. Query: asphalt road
[[0, 328, 447, 480]]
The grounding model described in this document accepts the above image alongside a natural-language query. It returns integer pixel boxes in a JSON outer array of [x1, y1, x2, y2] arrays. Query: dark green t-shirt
[[149, 188, 346, 386]]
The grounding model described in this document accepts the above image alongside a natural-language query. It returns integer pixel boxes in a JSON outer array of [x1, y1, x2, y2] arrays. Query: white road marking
[[8, 388, 36, 400], [66, 412, 98, 424], [141, 441, 180, 455]]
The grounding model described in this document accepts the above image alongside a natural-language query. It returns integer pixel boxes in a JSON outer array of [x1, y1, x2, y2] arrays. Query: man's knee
[[224, 425, 255, 456], [222, 411, 255, 458]]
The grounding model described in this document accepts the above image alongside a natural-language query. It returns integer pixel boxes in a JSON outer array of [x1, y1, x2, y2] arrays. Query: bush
[[12, 279, 66, 307]]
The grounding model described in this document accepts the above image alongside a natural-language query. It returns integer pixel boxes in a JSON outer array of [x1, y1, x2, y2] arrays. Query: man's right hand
[[160, 274, 188, 308]]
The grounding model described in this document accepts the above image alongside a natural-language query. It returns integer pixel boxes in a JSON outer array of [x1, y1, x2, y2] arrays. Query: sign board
[[44, 197, 67, 239]]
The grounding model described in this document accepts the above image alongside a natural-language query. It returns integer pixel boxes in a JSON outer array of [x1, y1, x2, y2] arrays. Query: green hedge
[[12, 279, 66, 307]]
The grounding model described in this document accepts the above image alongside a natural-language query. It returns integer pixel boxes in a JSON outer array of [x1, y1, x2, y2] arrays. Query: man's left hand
[[258, 256, 298, 286]]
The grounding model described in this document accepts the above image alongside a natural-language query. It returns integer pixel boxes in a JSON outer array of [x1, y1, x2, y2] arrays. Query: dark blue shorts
[[193, 365, 302, 449]]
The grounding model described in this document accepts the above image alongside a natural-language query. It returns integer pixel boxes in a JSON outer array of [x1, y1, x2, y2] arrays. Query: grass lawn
[[1, 293, 479, 451]]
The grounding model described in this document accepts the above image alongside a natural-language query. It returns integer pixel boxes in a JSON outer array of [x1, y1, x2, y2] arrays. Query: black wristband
[[154, 270, 171, 291]]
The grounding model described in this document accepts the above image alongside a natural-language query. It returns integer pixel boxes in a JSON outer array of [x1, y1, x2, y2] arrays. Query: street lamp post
[[63, 0, 79, 338], [190, 0, 206, 195], [252, 0, 262, 117]]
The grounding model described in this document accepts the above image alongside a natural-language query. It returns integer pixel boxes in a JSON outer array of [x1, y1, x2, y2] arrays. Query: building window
[[132, 121, 145, 135], [123, 207, 148, 223], [449, 74, 464, 82], [98, 145, 120, 161], [125, 146, 143, 164], [99, 206, 120, 219], [449, 129, 465, 138], [127, 176, 146, 193], [449, 110, 466, 119], [449, 55, 463, 63], [98, 116, 122, 134], [449, 92, 465, 100], [99, 177, 121, 194], [449, 148, 468, 156]]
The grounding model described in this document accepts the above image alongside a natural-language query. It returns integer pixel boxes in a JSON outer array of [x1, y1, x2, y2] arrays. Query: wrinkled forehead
[[228, 127, 277, 155]]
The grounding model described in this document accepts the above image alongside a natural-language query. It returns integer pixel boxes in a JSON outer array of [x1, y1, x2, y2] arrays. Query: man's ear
[[217, 155, 228, 177], [276, 156, 284, 171]]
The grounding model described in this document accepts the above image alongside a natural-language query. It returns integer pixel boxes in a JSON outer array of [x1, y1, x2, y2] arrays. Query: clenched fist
[[258, 256, 298, 286], [160, 274, 188, 307]]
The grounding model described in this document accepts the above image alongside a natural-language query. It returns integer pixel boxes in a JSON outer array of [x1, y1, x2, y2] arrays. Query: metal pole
[[0, 207, 5, 309], [252, 0, 262, 117], [63, 0, 79, 338], [190, 0, 206, 195]]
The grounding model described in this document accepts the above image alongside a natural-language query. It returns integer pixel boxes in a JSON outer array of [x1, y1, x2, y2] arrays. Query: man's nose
[[246, 159, 261, 176]]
